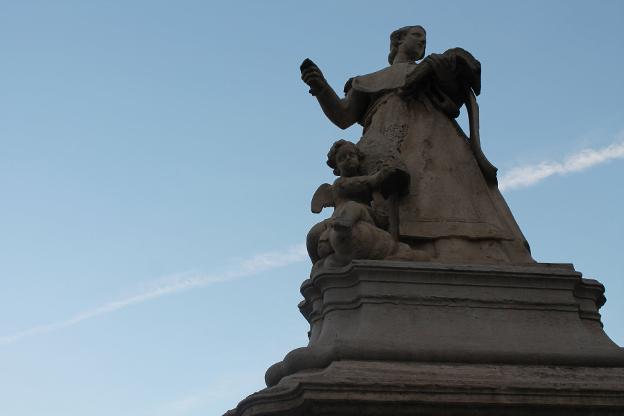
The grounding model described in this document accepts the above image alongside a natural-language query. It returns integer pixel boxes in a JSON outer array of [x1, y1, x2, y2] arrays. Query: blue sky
[[1, 1, 623, 415]]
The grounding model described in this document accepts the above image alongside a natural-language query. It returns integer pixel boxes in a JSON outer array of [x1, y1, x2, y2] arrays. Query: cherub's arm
[[334, 171, 387, 200], [365, 166, 409, 198]]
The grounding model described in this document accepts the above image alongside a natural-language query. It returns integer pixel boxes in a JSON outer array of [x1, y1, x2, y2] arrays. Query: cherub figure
[[306, 140, 427, 270]]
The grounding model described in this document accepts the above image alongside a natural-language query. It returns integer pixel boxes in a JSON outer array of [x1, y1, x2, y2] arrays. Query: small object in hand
[[300, 58, 317, 72]]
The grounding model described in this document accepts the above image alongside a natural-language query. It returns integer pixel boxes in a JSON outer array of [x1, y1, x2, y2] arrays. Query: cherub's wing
[[311, 183, 335, 213]]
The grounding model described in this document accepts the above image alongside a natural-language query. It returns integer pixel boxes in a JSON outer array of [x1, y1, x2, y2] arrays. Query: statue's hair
[[327, 139, 363, 176], [388, 25, 426, 65]]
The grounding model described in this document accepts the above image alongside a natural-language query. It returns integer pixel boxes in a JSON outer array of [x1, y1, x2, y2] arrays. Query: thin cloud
[[5, 137, 622, 345], [0, 243, 307, 346], [499, 137, 624, 191]]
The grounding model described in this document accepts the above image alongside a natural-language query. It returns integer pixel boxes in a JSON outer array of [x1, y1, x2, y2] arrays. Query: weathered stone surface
[[224, 261, 624, 415], [265, 261, 624, 387], [301, 25, 533, 264], [306, 140, 427, 270], [229, 360, 624, 415], [225, 26, 624, 415]]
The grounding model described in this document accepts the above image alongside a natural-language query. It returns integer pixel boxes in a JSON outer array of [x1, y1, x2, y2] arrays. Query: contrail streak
[[4, 138, 622, 345], [499, 137, 624, 191], [0, 243, 307, 345]]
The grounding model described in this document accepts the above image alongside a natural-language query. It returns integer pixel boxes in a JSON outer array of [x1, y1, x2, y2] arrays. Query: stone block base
[[226, 261, 624, 415], [228, 360, 624, 415]]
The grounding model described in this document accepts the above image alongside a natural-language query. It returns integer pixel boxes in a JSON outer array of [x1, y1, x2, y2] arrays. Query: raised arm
[[300, 59, 367, 129]]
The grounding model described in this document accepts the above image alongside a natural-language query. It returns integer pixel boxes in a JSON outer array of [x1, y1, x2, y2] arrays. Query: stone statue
[[227, 26, 624, 416], [306, 140, 428, 270], [301, 25, 534, 264]]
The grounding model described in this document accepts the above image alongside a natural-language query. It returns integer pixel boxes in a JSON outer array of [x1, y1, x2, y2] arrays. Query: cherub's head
[[327, 140, 363, 177]]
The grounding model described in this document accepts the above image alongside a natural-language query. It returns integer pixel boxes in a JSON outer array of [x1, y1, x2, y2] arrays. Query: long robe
[[346, 61, 533, 263]]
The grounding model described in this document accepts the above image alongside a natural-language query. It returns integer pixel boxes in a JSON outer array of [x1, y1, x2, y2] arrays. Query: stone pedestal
[[226, 261, 624, 415]]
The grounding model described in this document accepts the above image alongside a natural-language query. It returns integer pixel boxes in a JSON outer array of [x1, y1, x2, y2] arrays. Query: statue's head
[[327, 140, 363, 177], [388, 25, 426, 64]]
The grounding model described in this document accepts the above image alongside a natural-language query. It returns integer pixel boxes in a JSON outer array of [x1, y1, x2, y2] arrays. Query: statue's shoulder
[[350, 63, 411, 94]]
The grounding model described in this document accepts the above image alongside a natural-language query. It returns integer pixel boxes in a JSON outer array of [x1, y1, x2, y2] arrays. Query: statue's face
[[400, 27, 426, 61], [336, 145, 360, 177]]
